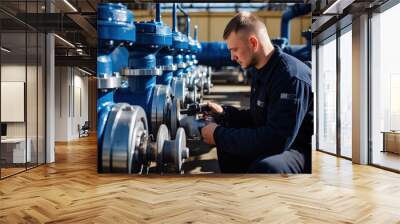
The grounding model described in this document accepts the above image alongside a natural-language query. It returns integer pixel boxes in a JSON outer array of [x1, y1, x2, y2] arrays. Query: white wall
[[54, 66, 89, 141], [1, 65, 29, 138], [1, 63, 46, 164]]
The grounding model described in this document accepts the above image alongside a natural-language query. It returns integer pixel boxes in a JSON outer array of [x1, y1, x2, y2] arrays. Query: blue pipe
[[154, 3, 174, 86], [156, 3, 161, 23], [177, 4, 193, 68], [156, 53, 174, 85], [197, 42, 237, 68], [177, 4, 190, 36], [171, 4, 189, 78], [172, 3, 177, 33], [279, 4, 311, 63], [114, 49, 158, 119], [194, 25, 198, 41], [280, 4, 311, 43], [174, 54, 185, 78]]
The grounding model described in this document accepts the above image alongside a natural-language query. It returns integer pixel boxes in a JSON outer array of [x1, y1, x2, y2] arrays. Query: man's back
[[213, 46, 313, 173], [249, 47, 313, 153]]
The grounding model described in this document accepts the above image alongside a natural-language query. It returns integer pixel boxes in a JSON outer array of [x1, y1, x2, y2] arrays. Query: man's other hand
[[206, 102, 224, 114], [201, 122, 218, 145]]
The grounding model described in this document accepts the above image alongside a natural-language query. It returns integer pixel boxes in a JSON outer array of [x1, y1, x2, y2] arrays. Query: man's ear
[[248, 35, 258, 51]]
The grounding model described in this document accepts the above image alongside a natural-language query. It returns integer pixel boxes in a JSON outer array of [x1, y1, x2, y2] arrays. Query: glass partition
[[317, 36, 337, 155], [370, 3, 400, 171], [0, 1, 46, 179], [339, 28, 352, 158], [1, 25, 28, 178]]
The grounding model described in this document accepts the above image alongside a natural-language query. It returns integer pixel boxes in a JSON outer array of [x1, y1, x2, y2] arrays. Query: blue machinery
[[196, 3, 312, 67], [97, 3, 192, 174], [97, 3, 311, 174]]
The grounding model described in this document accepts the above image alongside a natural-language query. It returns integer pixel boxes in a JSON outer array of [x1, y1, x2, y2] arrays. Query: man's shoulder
[[275, 51, 312, 86]]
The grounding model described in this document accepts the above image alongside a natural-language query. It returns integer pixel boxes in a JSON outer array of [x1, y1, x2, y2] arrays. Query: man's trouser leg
[[247, 149, 307, 174], [216, 147, 254, 173]]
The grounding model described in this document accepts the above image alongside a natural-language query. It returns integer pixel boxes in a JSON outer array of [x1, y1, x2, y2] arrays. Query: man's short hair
[[223, 12, 265, 40]]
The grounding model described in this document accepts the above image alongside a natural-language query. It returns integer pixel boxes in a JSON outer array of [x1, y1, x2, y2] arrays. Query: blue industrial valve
[[170, 4, 190, 109], [97, 3, 136, 173], [97, 3, 189, 174], [114, 6, 174, 135], [175, 4, 203, 107]]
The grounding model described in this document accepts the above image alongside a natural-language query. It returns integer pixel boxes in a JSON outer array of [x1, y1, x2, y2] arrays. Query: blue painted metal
[[192, 26, 202, 63], [172, 32, 189, 77], [97, 54, 112, 78], [97, 3, 136, 172], [197, 42, 237, 68], [183, 54, 193, 74], [171, 4, 189, 78], [278, 4, 311, 62], [97, 91, 115, 142], [114, 47, 158, 121], [112, 3, 172, 133], [156, 3, 161, 23], [281, 4, 311, 42], [189, 26, 202, 96], [195, 4, 312, 68], [134, 21, 172, 46], [115, 50, 158, 113], [176, 4, 199, 79], [156, 53, 174, 85], [282, 30, 311, 62], [197, 39, 311, 67], [173, 54, 185, 78], [97, 3, 135, 43], [97, 2, 135, 121], [153, 4, 174, 86]]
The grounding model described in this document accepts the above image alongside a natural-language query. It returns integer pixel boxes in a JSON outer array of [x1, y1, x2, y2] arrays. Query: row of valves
[[97, 3, 214, 174]]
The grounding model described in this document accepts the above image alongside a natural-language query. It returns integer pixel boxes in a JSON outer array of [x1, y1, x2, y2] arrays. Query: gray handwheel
[[151, 85, 172, 135], [162, 127, 189, 172], [171, 77, 187, 108], [102, 103, 148, 174], [155, 124, 170, 172]]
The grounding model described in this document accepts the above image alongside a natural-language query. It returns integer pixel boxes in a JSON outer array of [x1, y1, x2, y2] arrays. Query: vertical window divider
[[336, 23, 342, 157], [36, 0, 39, 168], [25, 0, 28, 171], [367, 11, 373, 165], [316, 44, 320, 151]]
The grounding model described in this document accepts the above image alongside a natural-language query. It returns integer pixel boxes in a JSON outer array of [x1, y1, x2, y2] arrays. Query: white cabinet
[[1, 138, 31, 163]]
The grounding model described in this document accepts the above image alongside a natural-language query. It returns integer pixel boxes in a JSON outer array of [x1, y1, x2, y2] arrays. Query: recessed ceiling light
[[54, 34, 75, 48], [1, 47, 11, 53], [63, 0, 78, 12]]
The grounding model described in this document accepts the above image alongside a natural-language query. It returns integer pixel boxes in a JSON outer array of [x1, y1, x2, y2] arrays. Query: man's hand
[[206, 102, 224, 114], [201, 122, 219, 145]]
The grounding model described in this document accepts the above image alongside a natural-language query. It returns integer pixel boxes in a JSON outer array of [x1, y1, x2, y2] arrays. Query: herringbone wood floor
[[0, 135, 400, 223], [1, 85, 400, 223]]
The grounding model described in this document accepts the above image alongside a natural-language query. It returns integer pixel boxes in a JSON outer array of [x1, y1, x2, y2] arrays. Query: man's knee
[[247, 155, 287, 173], [247, 150, 306, 174]]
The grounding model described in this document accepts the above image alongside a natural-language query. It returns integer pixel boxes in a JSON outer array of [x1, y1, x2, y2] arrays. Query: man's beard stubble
[[242, 55, 258, 69]]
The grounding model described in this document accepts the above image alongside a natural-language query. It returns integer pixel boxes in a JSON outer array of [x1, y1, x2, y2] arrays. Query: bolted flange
[[151, 85, 172, 135], [161, 127, 189, 173], [171, 77, 187, 108], [101, 103, 149, 174]]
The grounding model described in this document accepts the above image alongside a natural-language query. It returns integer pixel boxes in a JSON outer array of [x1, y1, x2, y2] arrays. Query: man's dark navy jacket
[[213, 46, 313, 168]]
